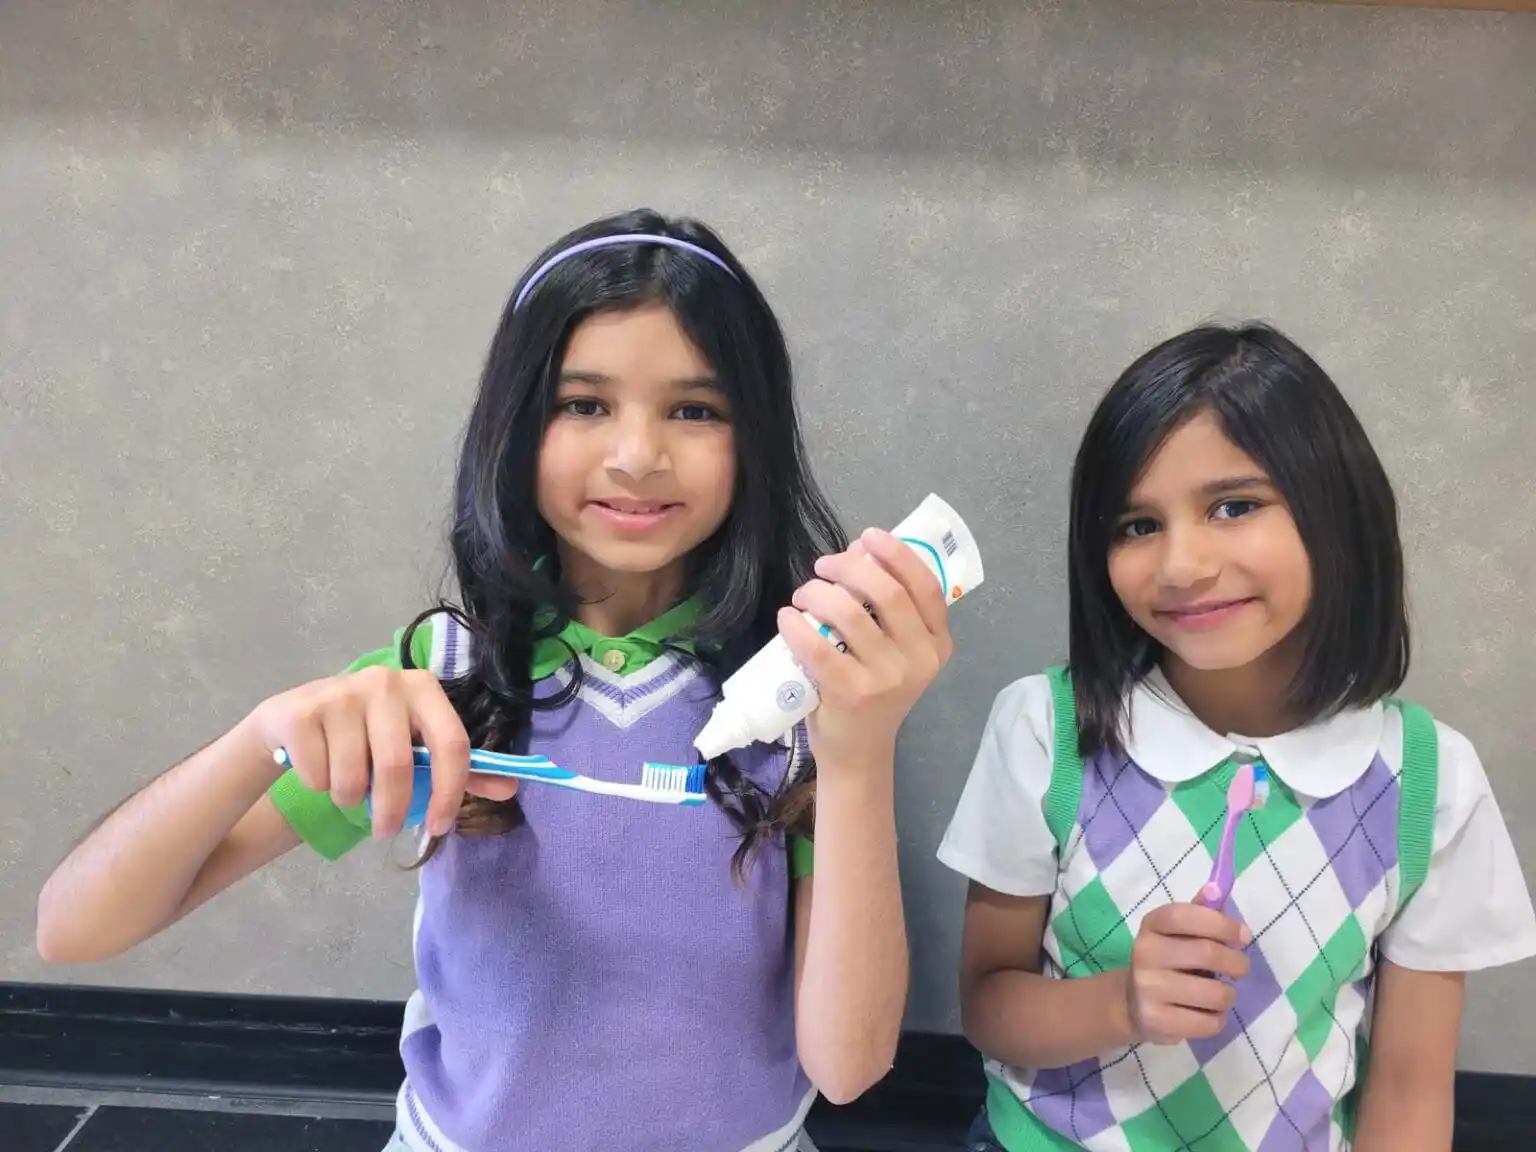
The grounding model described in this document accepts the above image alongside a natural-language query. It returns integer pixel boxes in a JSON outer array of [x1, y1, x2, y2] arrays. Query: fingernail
[[1240, 926, 1253, 946]]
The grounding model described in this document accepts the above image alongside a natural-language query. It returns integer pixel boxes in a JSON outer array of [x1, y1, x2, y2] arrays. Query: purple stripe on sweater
[[1080, 752, 1170, 874], [1187, 895, 1285, 1065], [1026, 1057, 1117, 1142], [581, 654, 693, 706], [1303, 753, 1399, 909], [1256, 1068, 1334, 1150], [405, 1079, 450, 1152]]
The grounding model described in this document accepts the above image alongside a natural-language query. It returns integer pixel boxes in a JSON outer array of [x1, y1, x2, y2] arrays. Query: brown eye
[[560, 398, 604, 418], [1212, 499, 1261, 521]]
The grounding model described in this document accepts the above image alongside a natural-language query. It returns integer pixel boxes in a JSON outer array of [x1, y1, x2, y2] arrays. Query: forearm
[[964, 964, 1137, 1070], [36, 714, 282, 961], [1353, 1077, 1453, 1152], [1351, 962, 1460, 1151], [795, 761, 909, 1103]]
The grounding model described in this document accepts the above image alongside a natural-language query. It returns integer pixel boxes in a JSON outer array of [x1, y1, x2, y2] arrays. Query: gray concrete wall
[[3, 0, 1534, 1073]]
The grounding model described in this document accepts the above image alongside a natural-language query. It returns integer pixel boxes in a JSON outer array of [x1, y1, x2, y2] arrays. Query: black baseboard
[[0, 981, 1530, 1148]]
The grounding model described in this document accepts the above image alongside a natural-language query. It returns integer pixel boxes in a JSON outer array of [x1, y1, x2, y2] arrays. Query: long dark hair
[[1067, 322, 1409, 756], [403, 208, 844, 873]]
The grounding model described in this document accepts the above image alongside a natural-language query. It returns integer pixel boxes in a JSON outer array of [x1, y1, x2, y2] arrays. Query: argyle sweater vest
[[985, 667, 1437, 1152]]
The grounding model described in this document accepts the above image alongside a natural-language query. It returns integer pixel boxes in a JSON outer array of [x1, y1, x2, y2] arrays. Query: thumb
[[466, 774, 519, 803]]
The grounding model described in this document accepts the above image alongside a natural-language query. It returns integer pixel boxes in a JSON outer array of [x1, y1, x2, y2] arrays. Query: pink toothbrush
[[1196, 761, 1270, 911]]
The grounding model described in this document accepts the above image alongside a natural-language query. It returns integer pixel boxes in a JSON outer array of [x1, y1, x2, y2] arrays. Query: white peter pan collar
[[1122, 667, 1384, 800]]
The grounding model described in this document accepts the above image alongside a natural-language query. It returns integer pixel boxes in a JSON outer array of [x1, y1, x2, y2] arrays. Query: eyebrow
[[1197, 475, 1272, 496], [557, 370, 721, 392]]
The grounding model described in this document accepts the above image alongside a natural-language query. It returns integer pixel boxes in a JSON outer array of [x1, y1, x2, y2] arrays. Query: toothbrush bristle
[[1252, 761, 1271, 809], [638, 762, 710, 796], [641, 764, 676, 792]]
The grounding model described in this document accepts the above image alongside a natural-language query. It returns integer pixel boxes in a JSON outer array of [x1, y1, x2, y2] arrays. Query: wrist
[[811, 764, 897, 847], [229, 707, 285, 786], [814, 754, 896, 802], [808, 725, 896, 776], [1102, 967, 1142, 1048]]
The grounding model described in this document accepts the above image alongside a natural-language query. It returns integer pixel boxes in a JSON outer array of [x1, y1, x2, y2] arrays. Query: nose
[[1156, 523, 1218, 589], [603, 410, 669, 481]]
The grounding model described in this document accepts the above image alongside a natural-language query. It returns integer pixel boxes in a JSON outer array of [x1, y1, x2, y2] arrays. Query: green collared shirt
[[528, 597, 701, 679], [268, 602, 814, 876]]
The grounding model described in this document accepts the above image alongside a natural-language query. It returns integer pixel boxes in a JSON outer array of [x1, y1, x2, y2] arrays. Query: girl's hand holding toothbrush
[[1120, 903, 1252, 1046], [780, 527, 955, 771], [247, 666, 518, 839]]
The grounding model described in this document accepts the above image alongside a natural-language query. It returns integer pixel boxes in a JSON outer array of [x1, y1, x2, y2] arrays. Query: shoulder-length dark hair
[[1067, 322, 1409, 756], [404, 208, 845, 873]]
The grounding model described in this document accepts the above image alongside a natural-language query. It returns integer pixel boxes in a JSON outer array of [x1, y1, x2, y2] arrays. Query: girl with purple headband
[[39, 209, 949, 1150]]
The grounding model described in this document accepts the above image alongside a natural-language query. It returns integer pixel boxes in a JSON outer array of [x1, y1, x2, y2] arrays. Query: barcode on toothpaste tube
[[942, 530, 959, 557]]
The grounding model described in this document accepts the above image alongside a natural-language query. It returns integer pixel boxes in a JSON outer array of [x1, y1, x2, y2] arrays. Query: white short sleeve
[[936, 674, 1060, 898], [1379, 719, 1536, 972]]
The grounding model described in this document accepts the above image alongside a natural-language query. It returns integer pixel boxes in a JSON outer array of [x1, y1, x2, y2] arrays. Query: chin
[[1159, 635, 1272, 674], [1171, 652, 1258, 674], [582, 540, 692, 575]]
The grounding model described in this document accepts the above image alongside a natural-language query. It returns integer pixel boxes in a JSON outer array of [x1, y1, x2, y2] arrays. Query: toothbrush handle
[[380, 750, 573, 829], [383, 748, 706, 824], [1199, 812, 1242, 910], [271, 745, 577, 831], [413, 745, 573, 783]]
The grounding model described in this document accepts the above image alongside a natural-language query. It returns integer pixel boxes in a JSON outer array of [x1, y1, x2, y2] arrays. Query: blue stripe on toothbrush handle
[[269, 746, 426, 829], [278, 745, 562, 779], [410, 745, 572, 781], [278, 745, 709, 819], [366, 762, 432, 830], [403, 762, 431, 829]]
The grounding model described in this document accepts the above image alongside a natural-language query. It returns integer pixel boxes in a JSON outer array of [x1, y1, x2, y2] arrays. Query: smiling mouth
[[1154, 598, 1256, 622], [591, 499, 681, 515]]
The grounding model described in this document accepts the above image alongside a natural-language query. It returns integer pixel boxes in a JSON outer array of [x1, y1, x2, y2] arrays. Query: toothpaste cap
[[694, 706, 755, 762]]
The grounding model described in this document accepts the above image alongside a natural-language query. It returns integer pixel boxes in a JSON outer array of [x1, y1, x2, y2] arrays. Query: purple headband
[[513, 233, 740, 311]]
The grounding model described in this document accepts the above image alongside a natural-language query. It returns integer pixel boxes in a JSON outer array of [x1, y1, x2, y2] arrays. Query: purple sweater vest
[[397, 649, 812, 1151]]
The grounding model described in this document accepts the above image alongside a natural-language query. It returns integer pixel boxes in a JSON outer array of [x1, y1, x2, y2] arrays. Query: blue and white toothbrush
[[271, 745, 708, 829]]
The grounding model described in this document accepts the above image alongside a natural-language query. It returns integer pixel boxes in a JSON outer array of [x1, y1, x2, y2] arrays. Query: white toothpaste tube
[[693, 493, 985, 761]]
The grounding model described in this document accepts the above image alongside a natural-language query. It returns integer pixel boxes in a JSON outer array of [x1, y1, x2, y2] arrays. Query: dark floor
[[2, 982, 1528, 1151], [3, 1102, 388, 1152], [0, 1098, 961, 1152], [3, 1095, 1530, 1151]]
